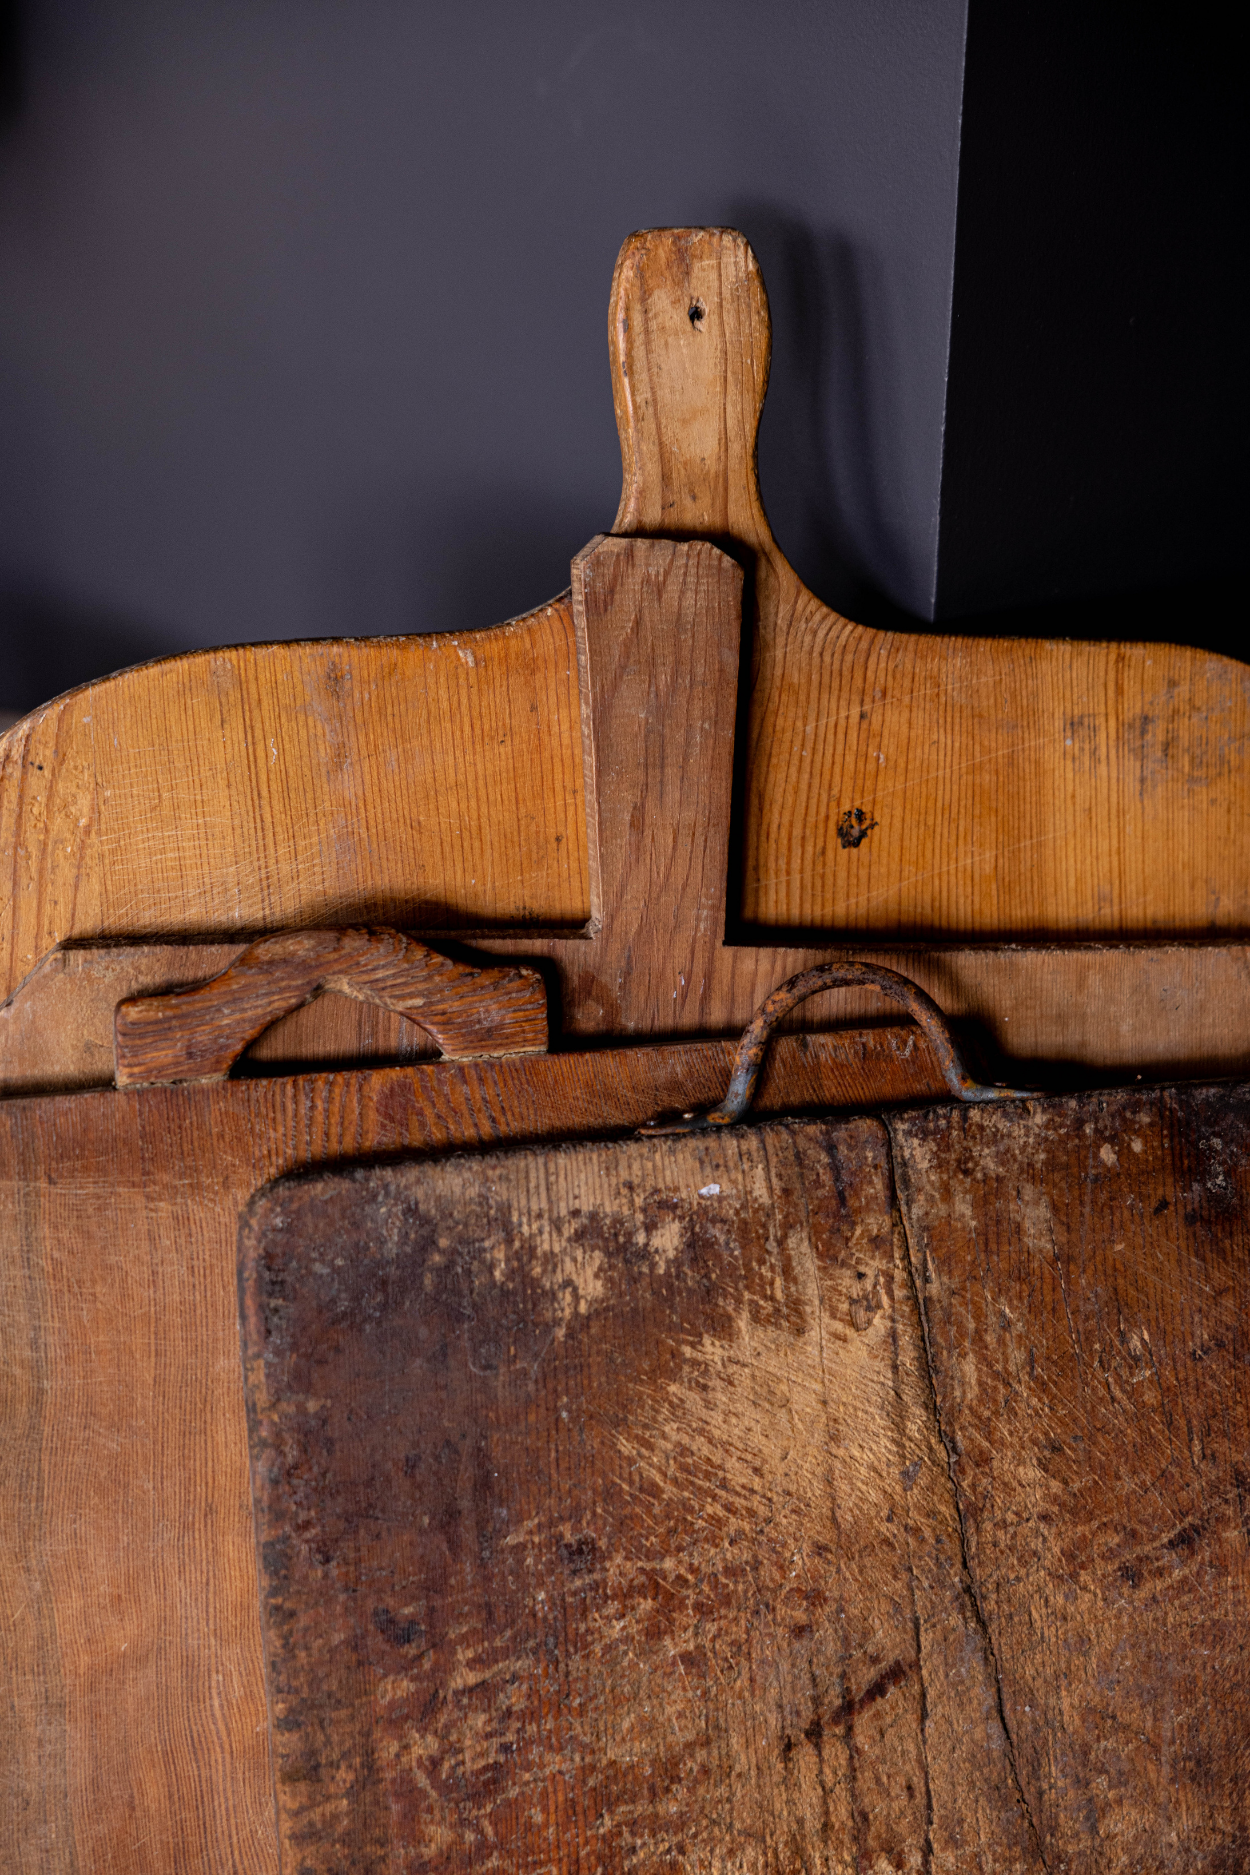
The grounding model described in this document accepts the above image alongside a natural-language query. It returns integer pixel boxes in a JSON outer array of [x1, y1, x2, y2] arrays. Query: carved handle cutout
[[113, 928, 547, 1087]]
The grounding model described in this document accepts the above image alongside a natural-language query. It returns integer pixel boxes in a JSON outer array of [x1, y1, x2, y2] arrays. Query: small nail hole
[[688, 299, 705, 328]]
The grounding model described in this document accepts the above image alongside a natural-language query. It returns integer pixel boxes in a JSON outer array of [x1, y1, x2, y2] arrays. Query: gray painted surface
[[0, 0, 968, 710]]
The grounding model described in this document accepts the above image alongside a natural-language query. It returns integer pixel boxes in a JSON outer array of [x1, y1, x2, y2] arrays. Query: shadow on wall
[[0, 486, 602, 721], [0, 0, 19, 124], [0, 590, 174, 723], [733, 205, 919, 631], [328, 485, 603, 642]]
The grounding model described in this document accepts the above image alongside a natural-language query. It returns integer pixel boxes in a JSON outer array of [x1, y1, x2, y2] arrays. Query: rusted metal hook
[[641, 961, 1032, 1134]]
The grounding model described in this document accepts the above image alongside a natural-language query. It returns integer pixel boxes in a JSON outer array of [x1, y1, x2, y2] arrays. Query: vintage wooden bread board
[[2, 229, 1248, 1076], [242, 1088, 1250, 1872], [0, 1029, 943, 1874]]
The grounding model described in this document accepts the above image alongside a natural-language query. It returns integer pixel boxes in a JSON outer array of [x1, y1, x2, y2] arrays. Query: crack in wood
[[886, 1116, 1053, 1875]]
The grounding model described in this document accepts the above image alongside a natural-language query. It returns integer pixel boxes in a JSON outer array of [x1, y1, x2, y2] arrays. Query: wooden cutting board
[[241, 1084, 1250, 1872], [0, 1026, 946, 1875]]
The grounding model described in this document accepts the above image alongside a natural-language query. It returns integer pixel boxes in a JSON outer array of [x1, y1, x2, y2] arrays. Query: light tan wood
[[0, 1030, 947, 1873], [0, 602, 589, 1003], [4, 532, 1249, 1087], [495, 534, 1250, 1077], [113, 927, 546, 1086], [608, 226, 1250, 939], [0, 230, 1246, 1070]]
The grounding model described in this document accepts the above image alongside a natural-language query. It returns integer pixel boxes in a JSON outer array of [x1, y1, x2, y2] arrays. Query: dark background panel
[[0, 0, 968, 713], [935, 4, 1246, 654]]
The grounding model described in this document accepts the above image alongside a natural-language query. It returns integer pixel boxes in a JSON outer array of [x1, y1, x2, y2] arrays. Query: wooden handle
[[113, 928, 547, 1087], [609, 227, 776, 558]]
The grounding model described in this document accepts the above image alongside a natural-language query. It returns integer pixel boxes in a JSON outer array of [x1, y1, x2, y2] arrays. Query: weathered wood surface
[[7, 927, 1250, 1098], [1, 230, 1246, 1061], [0, 601, 588, 1002], [242, 1089, 1250, 1872], [242, 1120, 1040, 1873], [890, 1086, 1250, 1869], [0, 1030, 943, 1875], [114, 927, 547, 1086], [608, 225, 1250, 940], [0, 940, 449, 1097]]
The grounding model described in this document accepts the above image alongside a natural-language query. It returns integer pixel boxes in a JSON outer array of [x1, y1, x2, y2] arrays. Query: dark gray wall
[[935, 5, 1246, 647], [0, 0, 969, 713]]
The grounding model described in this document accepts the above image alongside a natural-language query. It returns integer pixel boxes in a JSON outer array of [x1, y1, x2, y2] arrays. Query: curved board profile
[[0, 605, 589, 1001], [0, 226, 1246, 1015], [608, 226, 1250, 940]]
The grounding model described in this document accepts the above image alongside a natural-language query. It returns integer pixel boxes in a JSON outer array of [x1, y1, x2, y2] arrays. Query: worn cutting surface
[[244, 1092, 1250, 1872], [0, 1032, 943, 1875], [242, 1120, 1039, 1872], [890, 1086, 1250, 1869]]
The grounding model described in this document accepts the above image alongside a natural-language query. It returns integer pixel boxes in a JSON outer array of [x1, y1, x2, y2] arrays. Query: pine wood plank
[[608, 226, 1250, 940], [1, 230, 1246, 1053], [0, 603, 589, 1003]]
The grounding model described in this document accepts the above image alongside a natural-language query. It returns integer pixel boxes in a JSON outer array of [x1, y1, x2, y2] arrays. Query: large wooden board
[[1, 231, 1247, 1039], [0, 1031, 941, 1874], [242, 1120, 1039, 1873], [6, 535, 1249, 1098], [241, 1087, 1250, 1871]]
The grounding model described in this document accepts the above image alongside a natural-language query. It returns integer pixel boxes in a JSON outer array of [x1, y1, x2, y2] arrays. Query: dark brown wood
[[888, 1086, 1250, 1869], [239, 1085, 1250, 1872], [241, 1120, 1039, 1873], [113, 927, 548, 1086], [0, 1028, 942, 1875]]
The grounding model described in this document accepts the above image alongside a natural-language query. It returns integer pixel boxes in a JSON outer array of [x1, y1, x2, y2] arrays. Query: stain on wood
[[241, 1121, 1039, 1872], [240, 1089, 1250, 1870], [0, 1029, 943, 1874], [889, 1085, 1250, 1868]]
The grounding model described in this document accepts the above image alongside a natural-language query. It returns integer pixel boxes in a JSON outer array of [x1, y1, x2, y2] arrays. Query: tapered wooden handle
[[113, 928, 547, 1086], [609, 226, 776, 556]]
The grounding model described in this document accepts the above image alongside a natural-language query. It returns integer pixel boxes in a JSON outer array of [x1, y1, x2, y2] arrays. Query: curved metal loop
[[641, 962, 1032, 1134]]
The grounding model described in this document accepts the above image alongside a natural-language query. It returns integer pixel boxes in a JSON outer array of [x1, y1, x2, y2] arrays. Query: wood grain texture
[[493, 534, 1250, 1075], [10, 930, 1250, 1097], [241, 1120, 1039, 1873], [889, 1086, 1250, 1868], [0, 1030, 945, 1875], [114, 928, 547, 1086], [0, 599, 589, 1003], [608, 226, 1250, 940], [1, 229, 1247, 1060], [241, 1091, 1250, 1871]]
